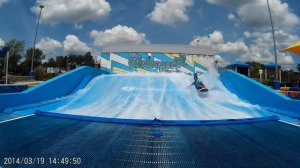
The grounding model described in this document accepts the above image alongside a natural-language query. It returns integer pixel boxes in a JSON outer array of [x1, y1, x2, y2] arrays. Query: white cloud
[[279, 54, 294, 64], [63, 35, 90, 54], [0, 38, 4, 46], [215, 54, 230, 67], [90, 25, 149, 47], [227, 13, 236, 21], [207, 0, 300, 30], [244, 30, 299, 51], [227, 13, 240, 27], [190, 30, 248, 53], [243, 31, 251, 38], [191, 31, 222, 47], [221, 41, 248, 53], [31, 0, 111, 24], [0, 0, 8, 6], [191, 30, 298, 69], [36, 37, 62, 54], [240, 30, 298, 66], [74, 23, 83, 30], [148, 0, 193, 26]]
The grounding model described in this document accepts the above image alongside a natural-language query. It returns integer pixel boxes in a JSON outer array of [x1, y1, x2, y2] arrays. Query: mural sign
[[128, 55, 186, 71]]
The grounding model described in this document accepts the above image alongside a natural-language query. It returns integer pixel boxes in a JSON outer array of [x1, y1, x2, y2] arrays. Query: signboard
[[47, 67, 54, 73], [47, 67, 60, 74], [128, 55, 186, 71]]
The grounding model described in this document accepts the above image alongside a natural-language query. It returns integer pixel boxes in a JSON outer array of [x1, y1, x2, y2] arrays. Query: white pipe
[[3, 55, 5, 77], [5, 51, 9, 84]]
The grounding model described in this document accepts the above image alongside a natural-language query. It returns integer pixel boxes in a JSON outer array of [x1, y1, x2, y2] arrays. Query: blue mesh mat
[[1, 115, 300, 168]]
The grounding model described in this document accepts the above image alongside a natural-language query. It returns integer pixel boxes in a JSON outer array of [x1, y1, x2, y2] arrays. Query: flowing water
[[50, 68, 272, 120]]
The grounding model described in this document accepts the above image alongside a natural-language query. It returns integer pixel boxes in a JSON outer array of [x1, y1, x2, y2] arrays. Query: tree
[[297, 63, 300, 72], [82, 52, 95, 66], [20, 48, 45, 75], [246, 61, 263, 78], [47, 58, 57, 67], [55, 56, 67, 68], [3, 39, 24, 75], [66, 52, 95, 68]]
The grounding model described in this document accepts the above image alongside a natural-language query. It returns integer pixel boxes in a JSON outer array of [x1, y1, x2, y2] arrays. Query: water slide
[[0, 66, 299, 125]]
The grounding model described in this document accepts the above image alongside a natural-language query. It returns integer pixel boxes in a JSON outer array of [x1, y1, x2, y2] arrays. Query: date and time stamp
[[3, 157, 81, 165]]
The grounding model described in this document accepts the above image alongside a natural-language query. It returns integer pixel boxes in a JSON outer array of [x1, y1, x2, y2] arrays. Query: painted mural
[[100, 52, 209, 74]]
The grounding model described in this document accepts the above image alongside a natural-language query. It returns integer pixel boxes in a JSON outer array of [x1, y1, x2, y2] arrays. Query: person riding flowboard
[[191, 73, 208, 93]]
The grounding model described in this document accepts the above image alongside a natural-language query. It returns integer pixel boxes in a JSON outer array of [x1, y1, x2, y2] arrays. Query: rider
[[191, 73, 206, 92]]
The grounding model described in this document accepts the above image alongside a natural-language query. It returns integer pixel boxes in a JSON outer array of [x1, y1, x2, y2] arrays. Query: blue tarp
[[0, 47, 9, 58]]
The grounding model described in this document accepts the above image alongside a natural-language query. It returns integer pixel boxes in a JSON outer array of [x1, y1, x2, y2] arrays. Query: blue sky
[[0, 0, 299, 69]]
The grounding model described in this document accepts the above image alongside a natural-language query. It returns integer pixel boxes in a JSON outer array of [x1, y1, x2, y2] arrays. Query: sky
[[0, 0, 300, 70]]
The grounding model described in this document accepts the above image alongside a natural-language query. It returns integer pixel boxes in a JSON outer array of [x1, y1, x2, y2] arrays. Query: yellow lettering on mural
[[137, 68, 150, 73], [112, 67, 128, 73]]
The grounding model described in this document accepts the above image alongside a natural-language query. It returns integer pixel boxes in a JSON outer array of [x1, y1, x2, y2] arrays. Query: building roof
[[228, 61, 250, 68], [102, 44, 215, 56], [264, 62, 281, 69]]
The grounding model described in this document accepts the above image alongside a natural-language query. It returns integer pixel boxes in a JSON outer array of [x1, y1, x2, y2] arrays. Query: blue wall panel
[[0, 66, 109, 112], [0, 85, 28, 94], [101, 53, 110, 60], [111, 61, 134, 72], [220, 69, 300, 118], [195, 62, 207, 71], [115, 52, 132, 59]]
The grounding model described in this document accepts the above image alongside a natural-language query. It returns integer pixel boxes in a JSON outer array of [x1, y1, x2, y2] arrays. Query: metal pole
[[5, 51, 9, 84], [266, 0, 278, 80], [31, 5, 44, 75]]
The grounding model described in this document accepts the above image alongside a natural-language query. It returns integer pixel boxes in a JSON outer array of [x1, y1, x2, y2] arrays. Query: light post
[[266, 0, 278, 80], [31, 4, 44, 76]]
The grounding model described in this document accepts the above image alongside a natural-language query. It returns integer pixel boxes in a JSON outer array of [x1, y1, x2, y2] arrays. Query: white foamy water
[[47, 67, 272, 120]]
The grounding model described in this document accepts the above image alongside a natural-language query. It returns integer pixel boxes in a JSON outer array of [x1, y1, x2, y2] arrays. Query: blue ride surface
[[0, 66, 299, 125]]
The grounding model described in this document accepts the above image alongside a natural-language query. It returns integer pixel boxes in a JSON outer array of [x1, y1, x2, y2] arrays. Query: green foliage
[[34, 67, 46, 80], [25, 48, 45, 67], [245, 61, 263, 78], [55, 56, 67, 68], [281, 70, 300, 87], [39, 52, 95, 80], [18, 48, 45, 75], [3, 39, 24, 75], [66, 52, 94, 67], [261, 79, 271, 86], [252, 78, 271, 87], [47, 58, 56, 67], [45, 52, 94, 69]]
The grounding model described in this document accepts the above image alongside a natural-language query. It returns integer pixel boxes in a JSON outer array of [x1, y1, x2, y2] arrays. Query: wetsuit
[[191, 79, 205, 91]]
